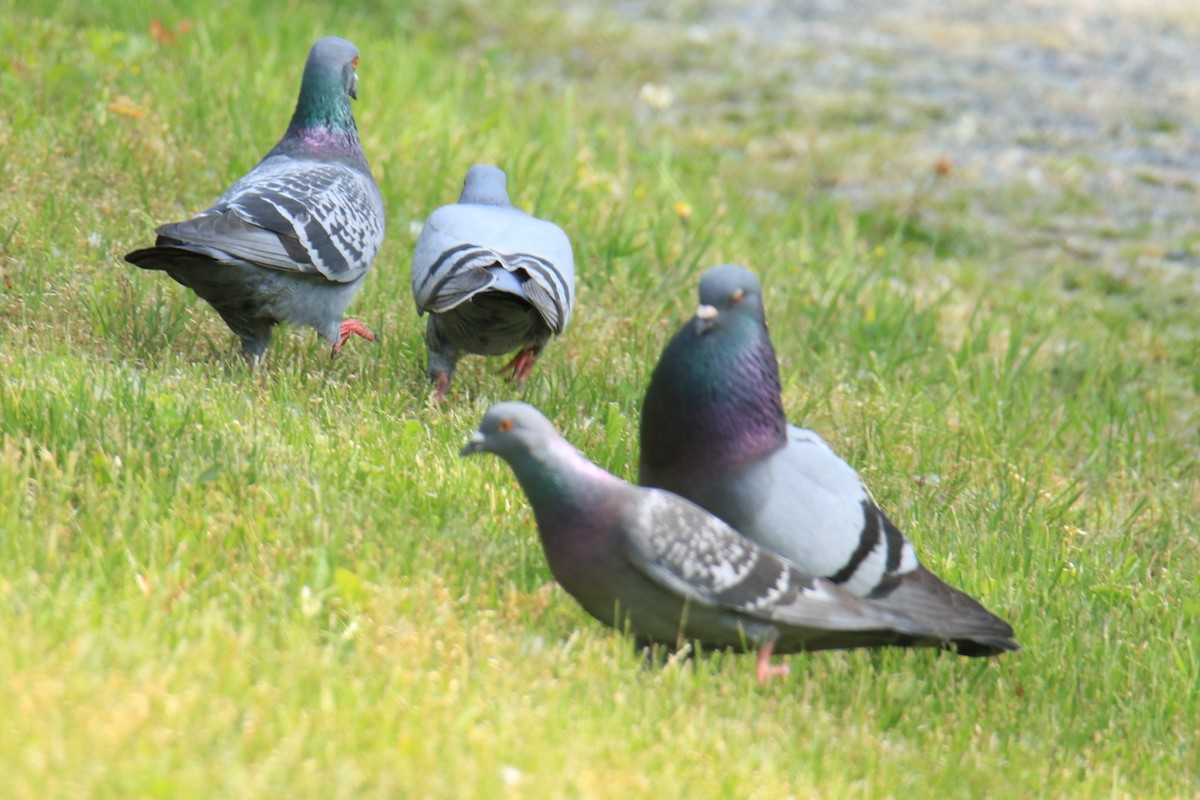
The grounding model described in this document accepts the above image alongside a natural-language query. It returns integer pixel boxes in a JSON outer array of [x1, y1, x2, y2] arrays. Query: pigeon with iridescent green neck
[[639, 264, 1019, 657], [461, 401, 999, 683], [125, 36, 385, 367]]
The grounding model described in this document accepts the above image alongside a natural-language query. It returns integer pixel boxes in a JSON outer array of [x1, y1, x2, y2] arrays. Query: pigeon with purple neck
[[126, 36, 385, 367], [462, 401, 1008, 683], [639, 264, 1018, 657]]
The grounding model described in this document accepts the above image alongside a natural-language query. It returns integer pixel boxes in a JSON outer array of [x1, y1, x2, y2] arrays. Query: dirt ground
[[577, 0, 1200, 277]]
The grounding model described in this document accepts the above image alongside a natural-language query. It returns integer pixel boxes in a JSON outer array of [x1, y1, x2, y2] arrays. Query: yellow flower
[[107, 96, 148, 120]]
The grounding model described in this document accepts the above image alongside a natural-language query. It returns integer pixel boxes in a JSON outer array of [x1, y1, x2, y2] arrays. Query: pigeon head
[[461, 401, 558, 461], [694, 263, 766, 335], [640, 264, 787, 475], [458, 164, 512, 206], [304, 36, 361, 103], [462, 402, 623, 532], [280, 36, 364, 154]]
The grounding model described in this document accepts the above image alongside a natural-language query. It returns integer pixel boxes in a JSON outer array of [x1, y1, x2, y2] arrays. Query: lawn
[[1, 1, 1197, 797]]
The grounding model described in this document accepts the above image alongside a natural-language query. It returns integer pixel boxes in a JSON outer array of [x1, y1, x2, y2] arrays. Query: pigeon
[[461, 402, 1008, 683], [411, 165, 574, 400], [639, 264, 1018, 656], [125, 36, 385, 367]]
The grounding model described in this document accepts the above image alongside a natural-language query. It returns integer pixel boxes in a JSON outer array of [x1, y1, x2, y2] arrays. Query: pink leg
[[497, 348, 539, 383], [756, 640, 790, 684], [431, 371, 451, 403], [332, 319, 376, 355]]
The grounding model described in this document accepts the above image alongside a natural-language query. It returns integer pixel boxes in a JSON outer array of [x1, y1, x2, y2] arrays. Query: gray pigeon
[[639, 264, 1018, 656], [125, 36, 385, 366], [462, 402, 1008, 683], [411, 165, 574, 400]]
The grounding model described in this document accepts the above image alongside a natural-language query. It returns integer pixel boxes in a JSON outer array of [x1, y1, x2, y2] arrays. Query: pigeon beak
[[694, 304, 719, 335], [460, 430, 487, 456], [349, 73, 359, 100]]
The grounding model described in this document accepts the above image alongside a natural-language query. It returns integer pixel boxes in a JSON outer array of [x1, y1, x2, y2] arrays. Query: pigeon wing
[[160, 160, 383, 283], [623, 490, 917, 633]]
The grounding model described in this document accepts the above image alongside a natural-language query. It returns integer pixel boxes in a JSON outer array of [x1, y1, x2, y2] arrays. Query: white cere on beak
[[693, 304, 719, 335]]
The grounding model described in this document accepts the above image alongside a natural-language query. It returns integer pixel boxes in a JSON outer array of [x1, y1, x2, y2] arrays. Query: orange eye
[[731, 288, 745, 304], [497, 417, 514, 434], [352, 56, 360, 68]]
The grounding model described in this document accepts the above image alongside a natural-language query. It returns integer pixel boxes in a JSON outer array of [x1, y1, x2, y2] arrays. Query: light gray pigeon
[[639, 264, 1018, 656], [462, 402, 1009, 683], [411, 165, 574, 400], [125, 36, 385, 367]]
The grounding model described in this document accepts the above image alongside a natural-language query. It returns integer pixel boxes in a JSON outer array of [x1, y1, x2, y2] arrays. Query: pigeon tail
[[866, 564, 1019, 655]]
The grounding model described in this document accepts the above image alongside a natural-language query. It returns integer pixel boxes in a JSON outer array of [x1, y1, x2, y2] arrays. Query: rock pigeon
[[125, 36, 385, 366], [461, 402, 1008, 683], [411, 165, 574, 400], [639, 264, 1018, 656]]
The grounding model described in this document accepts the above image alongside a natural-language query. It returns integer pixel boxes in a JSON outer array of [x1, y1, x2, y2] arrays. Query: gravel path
[[581, 0, 1200, 275]]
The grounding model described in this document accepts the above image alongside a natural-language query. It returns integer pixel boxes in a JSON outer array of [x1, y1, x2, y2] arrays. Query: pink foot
[[431, 371, 451, 403], [332, 319, 376, 355], [756, 640, 790, 685], [498, 348, 538, 383]]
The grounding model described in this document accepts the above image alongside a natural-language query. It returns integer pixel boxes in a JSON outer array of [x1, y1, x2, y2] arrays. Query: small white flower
[[638, 82, 674, 110], [300, 585, 322, 618], [500, 766, 522, 787]]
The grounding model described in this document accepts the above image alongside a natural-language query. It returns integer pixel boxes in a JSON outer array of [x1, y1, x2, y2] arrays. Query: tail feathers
[[951, 636, 1021, 657], [869, 565, 1019, 656], [421, 268, 497, 313], [125, 246, 179, 271], [520, 277, 564, 332], [124, 244, 238, 272]]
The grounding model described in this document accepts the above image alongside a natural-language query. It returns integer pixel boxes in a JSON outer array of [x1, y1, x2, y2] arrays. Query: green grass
[[1, 1, 1198, 797]]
